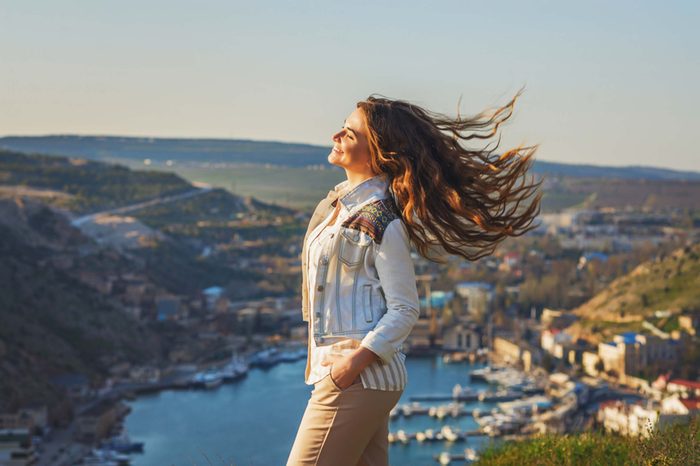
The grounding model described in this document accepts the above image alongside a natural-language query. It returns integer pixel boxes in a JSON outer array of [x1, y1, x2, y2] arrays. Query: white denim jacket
[[301, 174, 420, 377]]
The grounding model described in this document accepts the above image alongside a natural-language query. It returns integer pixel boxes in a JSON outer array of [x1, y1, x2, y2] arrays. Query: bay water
[[124, 356, 499, 465]]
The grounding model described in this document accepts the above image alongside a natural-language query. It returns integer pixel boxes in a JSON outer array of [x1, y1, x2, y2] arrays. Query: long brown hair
[[357, 89, 542, 262]]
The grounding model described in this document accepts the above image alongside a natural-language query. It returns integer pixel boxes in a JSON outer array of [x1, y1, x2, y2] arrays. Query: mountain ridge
[[2, 135, 698, 180]]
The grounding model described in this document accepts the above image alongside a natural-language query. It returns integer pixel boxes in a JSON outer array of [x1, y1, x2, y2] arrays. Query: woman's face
[[328, 108, 373, 173]]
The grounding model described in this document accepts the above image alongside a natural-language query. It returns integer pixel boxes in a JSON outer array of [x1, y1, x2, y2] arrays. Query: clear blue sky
[[1, 1, 698, 170]]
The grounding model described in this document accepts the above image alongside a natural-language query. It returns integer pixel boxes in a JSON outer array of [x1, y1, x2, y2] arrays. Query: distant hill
[[2, 135, 699, 180], [0, 148, 294, 216]]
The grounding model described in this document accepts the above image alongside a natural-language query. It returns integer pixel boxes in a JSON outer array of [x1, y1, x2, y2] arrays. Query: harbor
[[17, 345, 648, 465], [119, 355, 554, 465]]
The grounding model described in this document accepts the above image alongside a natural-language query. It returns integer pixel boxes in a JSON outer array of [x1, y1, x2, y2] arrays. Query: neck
[[344, 169, 377, 190]]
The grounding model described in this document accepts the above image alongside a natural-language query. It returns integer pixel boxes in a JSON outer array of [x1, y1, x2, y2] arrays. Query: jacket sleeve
[[360, 218, 420, 364]]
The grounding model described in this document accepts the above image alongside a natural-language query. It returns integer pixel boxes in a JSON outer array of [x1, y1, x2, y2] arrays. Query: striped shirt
[[305, 198, 407, 392]]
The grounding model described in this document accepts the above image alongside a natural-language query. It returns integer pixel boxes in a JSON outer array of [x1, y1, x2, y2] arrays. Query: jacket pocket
[[362, 284, 373, 323], [339, 228, 371, 267]]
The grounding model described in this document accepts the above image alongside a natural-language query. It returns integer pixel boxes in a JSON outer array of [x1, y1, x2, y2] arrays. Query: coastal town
[[2, 190, 699, 465]]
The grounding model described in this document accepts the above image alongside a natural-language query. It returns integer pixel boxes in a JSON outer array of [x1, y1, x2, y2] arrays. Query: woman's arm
[[322, 219, 420, 387], [360, 218, 421, 364]]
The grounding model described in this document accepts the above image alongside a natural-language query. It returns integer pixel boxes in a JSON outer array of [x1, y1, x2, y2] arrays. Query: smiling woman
[[327, 110, 375, 187], [287, 90, 541, 466]]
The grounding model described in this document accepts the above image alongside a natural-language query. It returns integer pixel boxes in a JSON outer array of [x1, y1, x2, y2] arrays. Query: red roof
[[680, 399, 700, 410], [668, 379, 700, 390], [599, 400, 621, 410]]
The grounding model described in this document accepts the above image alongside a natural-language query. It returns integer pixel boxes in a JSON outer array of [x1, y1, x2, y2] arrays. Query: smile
[[333, 147, 343, 154]]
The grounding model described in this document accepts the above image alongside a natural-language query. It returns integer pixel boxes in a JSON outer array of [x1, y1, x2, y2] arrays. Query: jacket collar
[[331, 174, 389, 213]]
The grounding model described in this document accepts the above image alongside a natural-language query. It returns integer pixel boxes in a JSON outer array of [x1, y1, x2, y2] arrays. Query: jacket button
[[317, 285, 324, 292], [321, 257, 328, 265]]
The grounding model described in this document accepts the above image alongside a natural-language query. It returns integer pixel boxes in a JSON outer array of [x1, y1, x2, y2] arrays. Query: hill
[[567, 242, 700, 343], [0, 197, 163, 412], [2, 135, 699, 180], [0, 149, 194, 214]]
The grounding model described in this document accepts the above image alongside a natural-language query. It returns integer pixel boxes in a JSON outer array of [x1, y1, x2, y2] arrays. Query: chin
[[327, 152, 343, 168]]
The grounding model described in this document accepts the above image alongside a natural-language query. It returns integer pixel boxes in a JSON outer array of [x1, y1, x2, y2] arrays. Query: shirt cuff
[[360, 330, 395, 365]]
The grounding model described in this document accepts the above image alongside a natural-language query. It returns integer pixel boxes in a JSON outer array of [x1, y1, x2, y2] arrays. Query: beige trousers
[[286, 374, 403, 466]]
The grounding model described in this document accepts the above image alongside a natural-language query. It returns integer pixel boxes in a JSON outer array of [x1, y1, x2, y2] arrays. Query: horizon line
[[1, 133, 698, 175]]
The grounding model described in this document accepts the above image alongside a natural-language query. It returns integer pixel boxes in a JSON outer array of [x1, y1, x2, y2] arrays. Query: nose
[[331, 129, 343, 143]]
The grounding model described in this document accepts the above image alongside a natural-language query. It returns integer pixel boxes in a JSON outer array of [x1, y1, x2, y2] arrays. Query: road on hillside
[[70, 185, 213, 227]]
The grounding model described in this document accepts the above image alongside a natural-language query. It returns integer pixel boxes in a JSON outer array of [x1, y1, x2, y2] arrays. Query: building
[[679, 313, 699, 336], [454, 282, 492, 322], [661, 396, 700, 416], [582, 351, 602, 377], [666, 379, 700, 398], [492, 334, 542, 372], [50, 373, 90, 401], [541, 329, 572, 359], [0, 429, 37, 466], [0, 405, 47, 433], [155, 295, 185, 322], [597, 332, 677, 382], [442, 321, 481, 352], [540, 308, 578, 329], [202, 286, 226, 312], [75, 401, 120, 442], [597, 399, 691, 438]]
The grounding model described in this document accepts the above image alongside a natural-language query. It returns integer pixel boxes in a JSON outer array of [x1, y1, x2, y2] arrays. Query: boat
[[395, 429, 410, 444], [498, 395, 553, 415], [398, 401, 428, 417], [442, 352, 469, 364], [191, 369, 224, 389], [439, 425, 460, 442], [470, 365, 505, 382], [221, 353, 249, 382], [415, 428, 436, 443], [478, 389, 522, 402], [83, 448, 131, 465], [276, 347, 307, 363], [435, 447, 480, 464], [102, 430, 144, 454], [249, 348, 282, 368]]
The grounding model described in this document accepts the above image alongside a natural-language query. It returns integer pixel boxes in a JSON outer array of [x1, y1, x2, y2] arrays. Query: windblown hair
[[357, 89, 542, 262]]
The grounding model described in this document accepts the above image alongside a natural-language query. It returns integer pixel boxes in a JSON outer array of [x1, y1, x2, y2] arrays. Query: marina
[[121, 355, 551, 465]]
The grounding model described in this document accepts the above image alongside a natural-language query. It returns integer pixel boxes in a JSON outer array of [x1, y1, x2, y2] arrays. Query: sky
[[1, 1, 699, 171]]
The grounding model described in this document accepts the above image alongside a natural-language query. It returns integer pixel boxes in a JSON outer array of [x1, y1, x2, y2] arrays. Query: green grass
[[474, 416, 700, 466], [115, 159, 345, 211], [127, 162, 597, 213]]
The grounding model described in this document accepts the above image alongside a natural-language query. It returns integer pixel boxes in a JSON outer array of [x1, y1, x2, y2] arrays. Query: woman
[[286, 90, 542, 466]]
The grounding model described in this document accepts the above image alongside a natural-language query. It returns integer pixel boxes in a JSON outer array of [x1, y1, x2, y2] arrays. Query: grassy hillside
[[568, 243, 700, 343], [0, 149, 193, 214], [474, 416, 699, 466]]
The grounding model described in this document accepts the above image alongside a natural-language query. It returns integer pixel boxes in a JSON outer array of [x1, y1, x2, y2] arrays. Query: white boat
[[465, 447, 479, 461], [452, 383, 474, 399], [440, 425, 460, 442], [399, 401, 427, 417], [221, 353, 249, 381], [396, 429, 410, 444], [498, 395, 552, 415], [192, 369, 223, 389]]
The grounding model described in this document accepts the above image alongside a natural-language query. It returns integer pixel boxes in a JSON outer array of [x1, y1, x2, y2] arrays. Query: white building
[[443, 322, 481, 352]]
